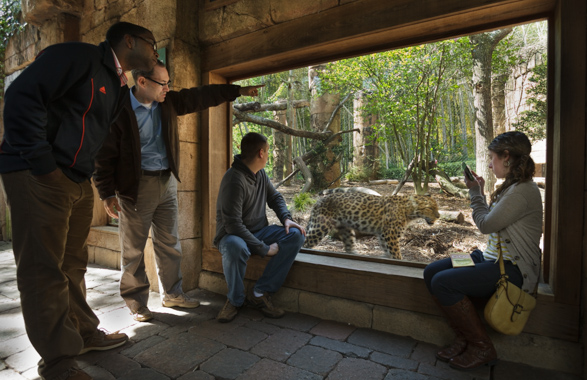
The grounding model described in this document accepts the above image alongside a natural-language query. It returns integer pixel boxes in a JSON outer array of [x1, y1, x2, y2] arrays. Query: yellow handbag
[[484, 238, 536, 335]]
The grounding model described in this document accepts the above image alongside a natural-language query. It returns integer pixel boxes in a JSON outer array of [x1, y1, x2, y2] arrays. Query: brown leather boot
[[441, 297, 498, 371], [433, 297, 467, 362]]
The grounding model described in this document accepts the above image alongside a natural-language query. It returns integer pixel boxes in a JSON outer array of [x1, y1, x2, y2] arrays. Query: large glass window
[[232, 22, 547, 266]]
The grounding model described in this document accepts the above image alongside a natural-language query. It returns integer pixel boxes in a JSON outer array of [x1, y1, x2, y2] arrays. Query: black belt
[[141, 169, 171, 176]]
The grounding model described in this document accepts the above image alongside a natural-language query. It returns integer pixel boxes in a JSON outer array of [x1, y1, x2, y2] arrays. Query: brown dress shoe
[[217, 299, 240, 323], [246, 288, 285, 318], [80, 328, 128, 354], [131, 305, 153, 322]]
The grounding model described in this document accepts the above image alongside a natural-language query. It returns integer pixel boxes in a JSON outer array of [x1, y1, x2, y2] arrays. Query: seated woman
[[423, 131, 543, 371]]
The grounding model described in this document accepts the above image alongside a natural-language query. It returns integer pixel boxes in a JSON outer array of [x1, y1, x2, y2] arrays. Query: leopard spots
[[304, 192, 440, 260]]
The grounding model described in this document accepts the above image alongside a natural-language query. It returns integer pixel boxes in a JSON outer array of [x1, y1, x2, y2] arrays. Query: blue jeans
[[218, 225, 304, 306], [423, 249, 524, 306]]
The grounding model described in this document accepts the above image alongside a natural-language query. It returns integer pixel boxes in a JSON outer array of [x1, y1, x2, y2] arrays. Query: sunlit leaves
[[0, 0, 25, 47], [321, 38, 472, 169]]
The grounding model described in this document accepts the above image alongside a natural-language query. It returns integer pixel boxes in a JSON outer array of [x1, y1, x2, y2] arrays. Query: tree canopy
[[233, 21, 547, 194]]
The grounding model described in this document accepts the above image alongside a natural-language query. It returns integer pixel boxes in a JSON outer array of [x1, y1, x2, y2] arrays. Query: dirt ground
[[268, 180, 488, 264]]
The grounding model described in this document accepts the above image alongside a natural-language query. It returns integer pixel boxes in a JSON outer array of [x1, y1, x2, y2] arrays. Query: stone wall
[[198, 0, 358, 46]]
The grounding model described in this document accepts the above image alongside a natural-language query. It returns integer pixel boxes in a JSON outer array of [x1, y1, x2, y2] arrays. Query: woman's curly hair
[[489, 131, 535, 205]]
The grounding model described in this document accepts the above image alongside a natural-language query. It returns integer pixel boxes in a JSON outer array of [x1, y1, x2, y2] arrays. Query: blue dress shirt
[[130, 88, 169, 170]]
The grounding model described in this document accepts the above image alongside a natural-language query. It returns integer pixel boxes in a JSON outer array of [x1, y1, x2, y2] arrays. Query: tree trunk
[[285, 70, 295, 185], [492, 73, 508, 136], [440, 96, 447, 151], [353, 91, 379, 180], [458, 87, 468, 157], [470, 28, 512, 194], [272, 109, 287, 181], [309, 64, 342, 189], [285, 129, 293, 184]]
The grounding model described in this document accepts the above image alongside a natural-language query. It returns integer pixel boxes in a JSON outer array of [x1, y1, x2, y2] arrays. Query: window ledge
[[295, 252, 425, 279]]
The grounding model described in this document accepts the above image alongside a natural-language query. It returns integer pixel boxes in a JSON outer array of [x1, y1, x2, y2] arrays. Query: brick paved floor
[[0, 242, 580, 380]]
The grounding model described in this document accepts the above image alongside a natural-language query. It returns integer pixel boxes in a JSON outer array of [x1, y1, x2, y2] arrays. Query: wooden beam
[[549, 0, 586, 305], [200, 72, 231, 252], [202, 0, 554, 80]]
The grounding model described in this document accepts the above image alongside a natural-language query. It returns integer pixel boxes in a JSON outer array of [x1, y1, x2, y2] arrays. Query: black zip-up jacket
[[93, 84, 241, 204], [214, 155, 292, 257], [0, 41, 126, 183]]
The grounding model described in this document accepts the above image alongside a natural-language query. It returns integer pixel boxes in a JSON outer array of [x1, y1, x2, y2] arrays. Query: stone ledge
[[88, 226, 120, 252]]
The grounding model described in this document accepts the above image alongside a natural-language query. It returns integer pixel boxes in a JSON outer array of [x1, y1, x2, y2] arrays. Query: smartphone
[[462, 162, 475, 181]]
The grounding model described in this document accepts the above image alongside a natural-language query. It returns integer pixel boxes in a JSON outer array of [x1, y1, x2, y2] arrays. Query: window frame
[[199, 0, 584, 342]]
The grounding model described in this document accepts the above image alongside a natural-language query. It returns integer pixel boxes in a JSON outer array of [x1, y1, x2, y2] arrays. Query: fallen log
[[435, 175, 469, 199], [369, 179, 399, 185], [439, 211, 465, 224]]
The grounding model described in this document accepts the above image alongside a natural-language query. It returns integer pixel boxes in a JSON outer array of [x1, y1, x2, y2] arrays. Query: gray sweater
[[469, 181, 543, 294], [214, 155, 292, 257]]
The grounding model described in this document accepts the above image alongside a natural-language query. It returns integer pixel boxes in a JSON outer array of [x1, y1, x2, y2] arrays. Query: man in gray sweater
[[214, 132, 306, 323]]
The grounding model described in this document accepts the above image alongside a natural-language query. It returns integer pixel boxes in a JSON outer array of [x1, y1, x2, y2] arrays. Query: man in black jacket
[[94, 60, 263, 322], [214, 132, 306, 323], [0, 22, 158, 380]]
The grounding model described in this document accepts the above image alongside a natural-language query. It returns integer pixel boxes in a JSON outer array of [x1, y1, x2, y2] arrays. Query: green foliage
[[0, 0, 23, 46], [321, 38, 475, 189], [0, 0, 25, 99], [512, 61, 547, 142], [378, 166, 407, 180], [345, 166, 373, 182], [438, 160, 476, 177], [291, 192, 316, 212]]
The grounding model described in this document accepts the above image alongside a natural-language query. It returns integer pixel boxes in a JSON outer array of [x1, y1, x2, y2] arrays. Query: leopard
[[318, 187, 382, 241], [319, 187, 381, 197], [304, 192, 440, 260]]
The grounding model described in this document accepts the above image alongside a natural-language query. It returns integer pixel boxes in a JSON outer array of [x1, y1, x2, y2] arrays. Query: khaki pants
[[118, 174, 183, 311], [1, 170, 99, 379]]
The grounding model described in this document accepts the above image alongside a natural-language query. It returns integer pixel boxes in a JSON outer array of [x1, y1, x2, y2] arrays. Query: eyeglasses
[[145, 77, 171, 87], [132, 35, 157, 52]]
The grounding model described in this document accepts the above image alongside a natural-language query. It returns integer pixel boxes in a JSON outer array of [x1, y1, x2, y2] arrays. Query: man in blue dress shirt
[[94, 60, 263, 322]]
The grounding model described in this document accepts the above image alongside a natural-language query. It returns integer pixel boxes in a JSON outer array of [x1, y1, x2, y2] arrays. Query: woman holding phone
[[423, 131, 543, 371]]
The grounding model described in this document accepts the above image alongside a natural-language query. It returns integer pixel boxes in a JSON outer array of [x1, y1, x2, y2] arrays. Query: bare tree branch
[[294, 157, 313, 193], [235, 95, 358, 191], [275, 168, 300, 188], [234, 100, 310, 112], [392, 156, 417, 195], [233, 109, 331, 140], [274, 129, 359, 189]]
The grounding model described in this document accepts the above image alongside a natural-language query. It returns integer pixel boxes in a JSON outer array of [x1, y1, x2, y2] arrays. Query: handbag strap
[[496, 233, 531, 311], [496, 232, 507, 278]]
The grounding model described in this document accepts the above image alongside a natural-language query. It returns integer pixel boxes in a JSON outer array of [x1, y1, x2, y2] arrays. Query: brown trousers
[[1, 170, 99, 379]]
